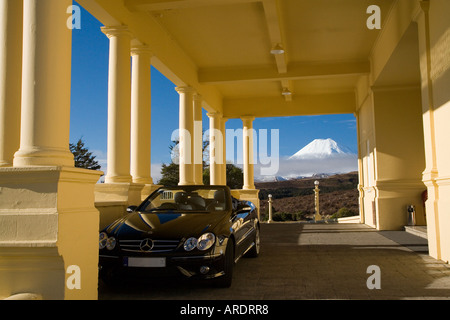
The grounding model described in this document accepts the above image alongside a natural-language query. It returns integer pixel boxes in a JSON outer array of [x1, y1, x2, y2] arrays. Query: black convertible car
[[99, 185, 260, 287]]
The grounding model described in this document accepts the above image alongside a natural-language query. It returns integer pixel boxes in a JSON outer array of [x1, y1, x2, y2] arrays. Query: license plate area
[[124, 257, 166, 268]]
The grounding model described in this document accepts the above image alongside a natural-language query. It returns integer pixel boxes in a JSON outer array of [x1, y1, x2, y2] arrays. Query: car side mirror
[[126, 205, 137, 213]]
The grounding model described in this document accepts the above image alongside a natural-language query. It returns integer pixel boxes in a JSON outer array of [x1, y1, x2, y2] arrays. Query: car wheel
[[214, 238, 234, 288], [245, 225, 260, 258]]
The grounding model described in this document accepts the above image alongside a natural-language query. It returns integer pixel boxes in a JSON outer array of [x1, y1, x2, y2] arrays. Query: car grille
[[119, 239, 180, 253]]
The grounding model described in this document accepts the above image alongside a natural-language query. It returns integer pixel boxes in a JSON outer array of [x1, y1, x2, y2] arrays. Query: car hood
[[106, 210, 228, 239]]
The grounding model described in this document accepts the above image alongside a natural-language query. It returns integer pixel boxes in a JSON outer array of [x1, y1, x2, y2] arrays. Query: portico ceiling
[[77, 0, 396, 118]]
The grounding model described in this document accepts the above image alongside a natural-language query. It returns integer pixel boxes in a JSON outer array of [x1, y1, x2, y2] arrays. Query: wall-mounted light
[[270, 43, 285, 55], [281, 88, 292, 96]]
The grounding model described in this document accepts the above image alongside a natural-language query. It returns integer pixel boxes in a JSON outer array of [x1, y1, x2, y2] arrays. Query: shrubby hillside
[[256, 172, 359, 221]]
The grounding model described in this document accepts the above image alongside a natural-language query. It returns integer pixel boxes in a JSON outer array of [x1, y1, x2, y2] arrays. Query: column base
[[13, 147, 74, 167], [104, 175, 133, 184], [423, 172, 439, 260], [132, 177, 153, 185], [423, 175, 450, 263], [178, 181, 197, 186], [361, 186, 377, 228], [0, 166, 102, 300], [0, 161, 13, 168], [373, 179, 427, 230], [95, 182, 145, 230]]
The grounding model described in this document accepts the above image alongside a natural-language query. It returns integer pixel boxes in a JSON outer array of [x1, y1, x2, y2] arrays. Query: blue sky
[[70, 3, 357, 181]]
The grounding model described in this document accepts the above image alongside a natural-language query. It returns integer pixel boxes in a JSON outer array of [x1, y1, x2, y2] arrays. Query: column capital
[[193, 93, 203, 102], [206, 111, 222, 119], [241, 115, 255, 122], [131, 45, 153, 57], [175, 86, 196, 94], [101, 25, 132, 39]]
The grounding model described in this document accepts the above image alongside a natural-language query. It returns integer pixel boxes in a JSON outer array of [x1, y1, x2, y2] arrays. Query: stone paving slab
[[99, 223, 450, 300]]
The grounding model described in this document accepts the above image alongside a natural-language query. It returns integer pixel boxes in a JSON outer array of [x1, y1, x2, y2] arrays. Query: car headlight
[[184, 237, 198, 251], [197, 233, 215, 251], [99, 232, 108, 249], [106, 236, 116, 250]]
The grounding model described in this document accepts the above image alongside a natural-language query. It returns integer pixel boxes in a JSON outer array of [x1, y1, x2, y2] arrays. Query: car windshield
[[138, 187, 228, 213]]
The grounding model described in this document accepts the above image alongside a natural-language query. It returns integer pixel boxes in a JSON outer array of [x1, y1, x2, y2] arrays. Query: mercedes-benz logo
[[139, 238, 154, 252]]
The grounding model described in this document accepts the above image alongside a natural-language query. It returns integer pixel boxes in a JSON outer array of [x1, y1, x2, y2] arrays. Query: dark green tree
[[158, 162, 179, 187], [203, 163, 243, 189], [69, 138, 101, 171], [225, 163, 243, 189]]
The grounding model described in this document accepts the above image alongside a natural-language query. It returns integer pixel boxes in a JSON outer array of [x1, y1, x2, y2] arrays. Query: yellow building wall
[[373, 88, 425, 183], [418, 0, 450, 263], [372, 87, 426, 230], [357, 83, 426, 231]]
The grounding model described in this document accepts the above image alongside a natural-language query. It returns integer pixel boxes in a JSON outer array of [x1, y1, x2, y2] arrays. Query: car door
[[232, 202, 255, 259]]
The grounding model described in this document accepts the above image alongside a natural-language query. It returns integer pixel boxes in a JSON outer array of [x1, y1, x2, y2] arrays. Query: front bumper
[[99, 251, 226, 281]]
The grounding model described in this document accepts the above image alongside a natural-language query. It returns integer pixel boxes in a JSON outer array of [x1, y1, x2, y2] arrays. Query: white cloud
[[152, 163, 163, 184], [253, 154, 358, 181], [90, 153, 357, 185], [91, 149, 107, 168]]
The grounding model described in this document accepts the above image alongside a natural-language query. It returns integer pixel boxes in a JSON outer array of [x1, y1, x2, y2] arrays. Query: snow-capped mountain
[[254, 138, 357, 182], [289, 138, 354, 159]]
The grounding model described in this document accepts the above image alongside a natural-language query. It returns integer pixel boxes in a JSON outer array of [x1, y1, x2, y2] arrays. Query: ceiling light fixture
[[281, 88, 292, 96], [270, 44, 285, 55]]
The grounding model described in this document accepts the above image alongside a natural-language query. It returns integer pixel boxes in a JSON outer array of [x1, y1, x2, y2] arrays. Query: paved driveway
[[99, 223, 450, 300]]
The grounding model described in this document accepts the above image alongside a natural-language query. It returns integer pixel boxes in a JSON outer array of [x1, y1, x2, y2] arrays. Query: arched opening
[[225, 114, 359, 223]]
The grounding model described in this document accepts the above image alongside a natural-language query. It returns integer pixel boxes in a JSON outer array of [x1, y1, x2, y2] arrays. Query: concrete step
[[404, 225, 427, 239]]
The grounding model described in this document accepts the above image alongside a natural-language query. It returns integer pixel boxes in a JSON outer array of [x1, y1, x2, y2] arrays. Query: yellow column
[[207, 112, 223, 185], [415, 0, 444, 261], [176, 86, 195, 186], [1, 0, 103, 300], [242, 116, 255, 190], [221, 117, 228, 186], [131, 46, 153, 185], [0, 0, 22, 167], [101, 26, 132, 183], [14, 0, 74, 167], [193, 94, 203, 185]]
